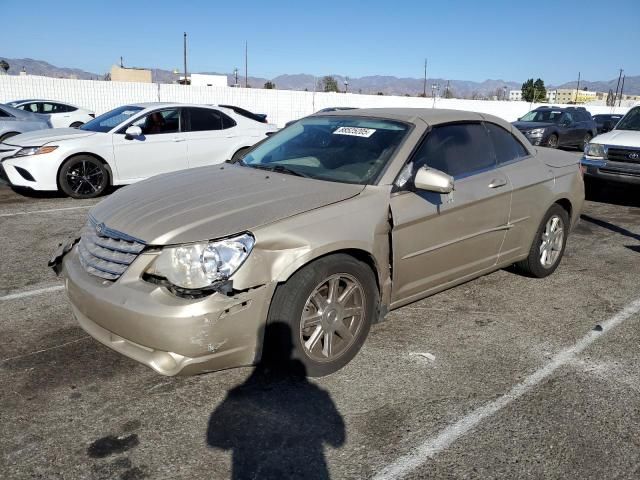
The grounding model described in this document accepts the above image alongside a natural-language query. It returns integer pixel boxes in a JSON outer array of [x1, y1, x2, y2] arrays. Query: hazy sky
[[3, 0, 639, 84]]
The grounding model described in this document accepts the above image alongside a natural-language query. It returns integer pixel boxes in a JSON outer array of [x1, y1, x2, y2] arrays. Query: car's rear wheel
[[546, 134, 559, 149], [0, 132, 20, 143], [70, 122, 84, 128], [265, 254, 378, 377], [515, 204, 569, 278], [581, 132, 593, 150], [59, 155, 109, 199]]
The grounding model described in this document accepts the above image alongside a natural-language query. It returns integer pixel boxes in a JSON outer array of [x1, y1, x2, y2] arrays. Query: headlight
[[147, 233, 254, 290], [584, 143, 605, 159], [14, 145, 58, 157], [529, 128, 545, 136]]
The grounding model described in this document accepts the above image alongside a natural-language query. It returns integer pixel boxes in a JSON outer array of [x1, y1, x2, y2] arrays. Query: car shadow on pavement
[[206, 322, 345, 480], [585, 180, 640, 208], [580, 213, 640, 255]]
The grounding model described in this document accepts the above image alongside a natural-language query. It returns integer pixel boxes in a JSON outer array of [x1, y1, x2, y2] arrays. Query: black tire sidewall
[[70, 122, 84, 128], [266, 254, 378, 377], [231, 147, 251, 162], [525, 204, 569, 278], [59, 156, 109, 199]]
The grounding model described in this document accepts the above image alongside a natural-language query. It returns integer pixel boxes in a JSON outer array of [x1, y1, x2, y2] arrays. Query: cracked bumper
[[61, 247, 277, 376]]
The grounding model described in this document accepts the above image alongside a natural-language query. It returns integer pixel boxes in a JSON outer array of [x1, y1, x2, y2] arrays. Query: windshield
[[242, 116, 409, 184], [80, 105, 144, 133], [520, 110, 565, 123], [615, 107, 640, 131]]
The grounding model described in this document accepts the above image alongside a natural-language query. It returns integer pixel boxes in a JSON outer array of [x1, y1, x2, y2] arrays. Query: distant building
[[554, 88, 597, 104], [509, 90, 522, 101], [178, 73, 227, 87], [110, 65, 152, 83], [546, 90, 557, 103]]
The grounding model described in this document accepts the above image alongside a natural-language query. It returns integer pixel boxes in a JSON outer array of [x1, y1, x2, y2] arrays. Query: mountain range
[[2, 57, 638, 97]]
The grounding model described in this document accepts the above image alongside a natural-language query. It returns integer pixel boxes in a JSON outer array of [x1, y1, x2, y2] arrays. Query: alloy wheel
[[66, 160, 104, 196], [539, 214, 564, 268], [300, 273, 365, 362]]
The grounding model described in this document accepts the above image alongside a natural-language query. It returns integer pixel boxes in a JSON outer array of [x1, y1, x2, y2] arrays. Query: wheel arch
[[554, 197, 573, 221], [56, 152, 113, 189]]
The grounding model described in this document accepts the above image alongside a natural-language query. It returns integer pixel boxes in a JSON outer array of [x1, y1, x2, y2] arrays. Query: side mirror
[[124, 125, 142, 139], [414, 166, 454, 193]]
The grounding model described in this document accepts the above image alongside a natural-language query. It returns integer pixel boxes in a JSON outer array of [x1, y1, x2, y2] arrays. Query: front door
[[111, 108, 188, 182], [390, 122, 511, 306]]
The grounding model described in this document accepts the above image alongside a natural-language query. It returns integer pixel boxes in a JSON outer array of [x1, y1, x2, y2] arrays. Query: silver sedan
[[0, 103, 52, 143]]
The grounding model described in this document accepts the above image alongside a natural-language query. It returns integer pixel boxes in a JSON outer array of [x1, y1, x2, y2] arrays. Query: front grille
[[77, 218, 146, 281], [607, 147, 640, 164]]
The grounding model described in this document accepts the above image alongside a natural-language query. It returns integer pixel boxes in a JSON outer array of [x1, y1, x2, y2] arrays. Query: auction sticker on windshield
[[333, 127, 377, 138]]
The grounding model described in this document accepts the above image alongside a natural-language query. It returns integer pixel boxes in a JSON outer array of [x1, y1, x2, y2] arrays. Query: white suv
[[582, 105, 640, 186]]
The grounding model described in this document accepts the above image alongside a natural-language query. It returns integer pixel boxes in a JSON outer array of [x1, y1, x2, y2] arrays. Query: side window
[[59, 104, 77, 112], [21, 103, 39, 113], [130, 109, 181, 135], [561, 112, 574, 125], [0, 107, 10, 118], [186, 108, 236, 132], [485, 123, 528, 164], [40, 103, 56, 113], [413, 123, 495, 178]]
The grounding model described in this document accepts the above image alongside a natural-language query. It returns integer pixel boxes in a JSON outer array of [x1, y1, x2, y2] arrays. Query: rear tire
[[70, 122, 84, 128], [58, 155, 109, 199], [546, 134, 559, 149], [515, 204, 569, 278], [0, 132, 20, 143], [265, 254, 378, 377]]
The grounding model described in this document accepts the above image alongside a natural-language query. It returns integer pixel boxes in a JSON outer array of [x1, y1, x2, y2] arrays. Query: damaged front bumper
[[58, 246, 277, 376]]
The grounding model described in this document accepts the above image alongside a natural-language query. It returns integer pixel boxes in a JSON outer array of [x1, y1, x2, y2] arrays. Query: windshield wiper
[[245, 163, 310, 178]]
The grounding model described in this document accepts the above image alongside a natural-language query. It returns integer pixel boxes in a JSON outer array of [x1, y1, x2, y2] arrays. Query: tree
[[263, 81, 276, 89], [0, 60, 9, 74], [376, 92, 384, 96], [522, 78, 547, 102], [443, 87, 455, 99], [318, 76, 339, 93]]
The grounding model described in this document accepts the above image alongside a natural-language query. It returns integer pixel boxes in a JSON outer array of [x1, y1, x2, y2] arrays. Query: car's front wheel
[[58, 155, 109, 199], [581, 132, 593, 150], [265, 254, 378, 377], [515, 204, 569, 278], [546, 134, 559, 149]]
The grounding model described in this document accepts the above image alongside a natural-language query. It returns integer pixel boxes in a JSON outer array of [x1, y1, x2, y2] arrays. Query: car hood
[[592, 129, 640, 147], [512, 121, 554, 130], [90, 164, 365, 245], [5, 128, 97, 146]]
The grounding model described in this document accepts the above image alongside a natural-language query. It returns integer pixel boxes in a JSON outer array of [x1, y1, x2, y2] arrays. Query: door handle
[[172, 138, 186, 142], [488, 178, 507, 189]]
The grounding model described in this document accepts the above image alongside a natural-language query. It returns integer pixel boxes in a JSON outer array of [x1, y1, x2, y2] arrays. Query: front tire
[[265, 254, 379, 377], [230, 147, 251, 163], [546, 134, 559, 149], [58, 155, 109, 199], [581, 132, 593, 150], [515, 204, 569, 278]]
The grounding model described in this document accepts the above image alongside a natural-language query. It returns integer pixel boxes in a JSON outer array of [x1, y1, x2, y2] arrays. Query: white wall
[[0, 75, 631, 128]]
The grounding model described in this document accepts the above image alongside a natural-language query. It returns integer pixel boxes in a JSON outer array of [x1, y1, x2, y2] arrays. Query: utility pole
[[574, 72, 580, 103], [613, 68, 623, 106], [183, 32, 188, 85], [423, 58, 428, 97], [445, 80, 450, 98], [619, 75, 626, 107], [233, 67, 238, 87], [120, 56, 123, 68], [244, 41, 248, 88]]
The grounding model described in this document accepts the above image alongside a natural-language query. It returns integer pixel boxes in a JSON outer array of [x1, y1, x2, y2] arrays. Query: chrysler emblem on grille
[[629, 152, 639, 160], [95, 222, 106, 235]]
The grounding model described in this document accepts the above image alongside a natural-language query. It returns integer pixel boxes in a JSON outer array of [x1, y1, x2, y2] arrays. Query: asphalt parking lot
[[1, 154, 640, 479]]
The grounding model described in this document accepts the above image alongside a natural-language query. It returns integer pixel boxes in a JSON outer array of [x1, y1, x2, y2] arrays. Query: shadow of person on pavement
[[206, 322, 346, 480]]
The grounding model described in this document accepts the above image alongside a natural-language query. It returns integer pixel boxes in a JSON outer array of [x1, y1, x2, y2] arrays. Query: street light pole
[[344, 77, 349, 93], [183, 32, 188, 85], [423, 58, 427, 97]]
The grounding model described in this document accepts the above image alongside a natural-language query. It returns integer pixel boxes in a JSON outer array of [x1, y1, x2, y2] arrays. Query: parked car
[[50, 108, 584, 377], [512, 106, 597, 149], [0, 103, 277, 198], [6, 99, 95, 128], [0, 103, 51, 143], [582, 105, 640, 186], [285, 107, 358, 128], [593, 113, 623, 134]]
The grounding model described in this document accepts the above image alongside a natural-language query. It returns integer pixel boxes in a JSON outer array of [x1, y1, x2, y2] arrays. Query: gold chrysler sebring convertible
[[51, 108, 584, 377]]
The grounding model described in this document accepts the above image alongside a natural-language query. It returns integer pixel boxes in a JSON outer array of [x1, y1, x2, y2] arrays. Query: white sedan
[[0, 103, 277, 198], [7, 99, 95, 128]]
